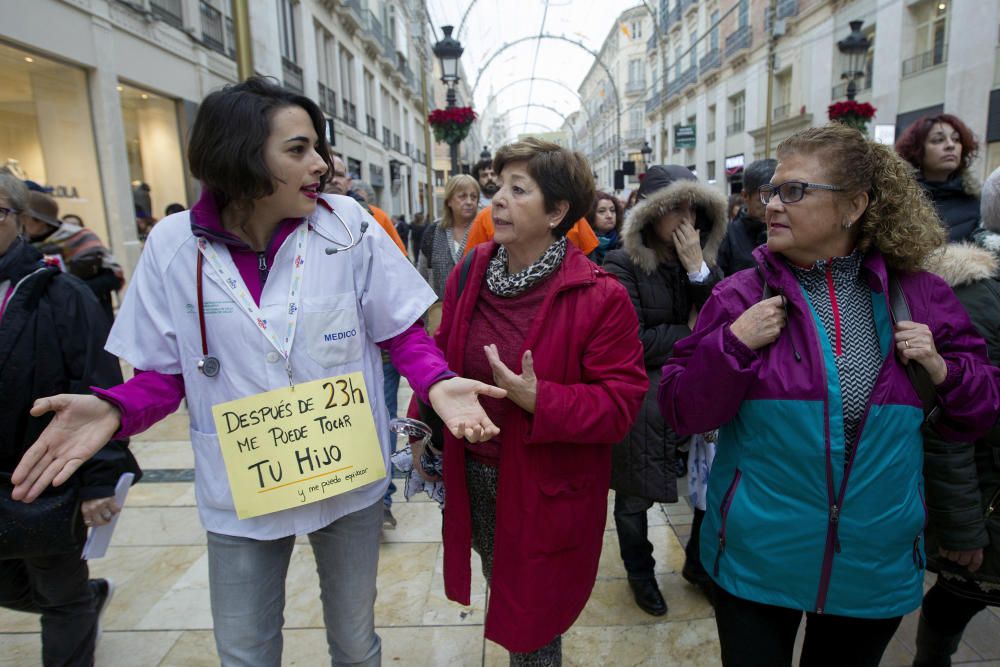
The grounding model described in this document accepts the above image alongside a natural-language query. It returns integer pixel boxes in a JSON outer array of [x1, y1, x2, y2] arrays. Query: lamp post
[[837, 20, 871, 101], [480, 146, 491, 161], [640, 141, 653, 175], [433, 25, 465, 176]]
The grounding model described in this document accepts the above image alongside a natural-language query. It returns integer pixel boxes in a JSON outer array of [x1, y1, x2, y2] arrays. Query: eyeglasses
[[0, 207, 16, 223], [758, 181, 844, 205]]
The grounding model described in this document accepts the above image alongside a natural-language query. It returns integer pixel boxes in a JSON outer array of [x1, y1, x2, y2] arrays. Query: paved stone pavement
[[3, 379, 1000, 666]]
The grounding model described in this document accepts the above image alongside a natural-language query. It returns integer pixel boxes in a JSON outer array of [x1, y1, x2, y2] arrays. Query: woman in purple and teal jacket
[[659, 124, 1000, 667]]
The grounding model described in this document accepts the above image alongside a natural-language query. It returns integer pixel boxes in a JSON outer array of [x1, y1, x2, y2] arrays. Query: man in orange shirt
[[325, 154, 407, 255], [463, 205, 599, 257]]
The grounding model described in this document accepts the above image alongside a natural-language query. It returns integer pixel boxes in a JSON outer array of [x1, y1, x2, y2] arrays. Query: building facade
[[641, 0, 1000, 195], [570, 5, 655, 193], [0, 0, 436, 275]]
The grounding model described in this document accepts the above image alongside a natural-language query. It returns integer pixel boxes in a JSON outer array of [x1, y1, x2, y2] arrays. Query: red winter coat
[[436, 241, 646, 652]]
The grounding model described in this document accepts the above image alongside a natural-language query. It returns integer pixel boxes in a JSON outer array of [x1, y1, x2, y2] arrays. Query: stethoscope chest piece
[[198, 355, 221, 377]]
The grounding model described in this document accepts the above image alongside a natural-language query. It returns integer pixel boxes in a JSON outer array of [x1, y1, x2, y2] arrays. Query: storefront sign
[[675, 124, 696, 149], [725, 154, 745, 170]]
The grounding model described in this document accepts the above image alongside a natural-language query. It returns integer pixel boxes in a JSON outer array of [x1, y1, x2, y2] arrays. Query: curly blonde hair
[[777, 123, 944, 272]]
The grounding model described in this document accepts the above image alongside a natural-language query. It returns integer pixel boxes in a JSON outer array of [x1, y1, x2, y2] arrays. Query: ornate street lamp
[[837, 20, 870, 101], [640, 140, 653, 174], [433, 26, 465, 175], [480, 146, 491, 161]]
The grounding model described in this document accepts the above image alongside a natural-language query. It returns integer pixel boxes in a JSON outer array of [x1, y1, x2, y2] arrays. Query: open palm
[[427, 377, 506, 443], [12, 394, 121, 502]]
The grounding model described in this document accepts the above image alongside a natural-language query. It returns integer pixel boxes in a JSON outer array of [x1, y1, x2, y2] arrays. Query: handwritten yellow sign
[[211, 372, 385, 519]]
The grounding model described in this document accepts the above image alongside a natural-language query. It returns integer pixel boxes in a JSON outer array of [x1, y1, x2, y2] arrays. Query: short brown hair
[[777, 123, 944, 272], [188, 77, 333, 208], [493, 138, 595, 236]]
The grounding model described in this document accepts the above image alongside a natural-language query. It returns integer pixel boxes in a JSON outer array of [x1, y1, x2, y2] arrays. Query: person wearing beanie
[[23, 191, 124, 323], [602, 164, 728, 615]]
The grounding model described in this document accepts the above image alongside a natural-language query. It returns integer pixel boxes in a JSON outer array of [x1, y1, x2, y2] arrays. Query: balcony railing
[[727, 120, 745, 135], [725, 24, 752, 59], [626, 79, 647, 95], [707, 130, 716, 143], [677, 65, 698, 94], [225, 17, 235, 57], [365, 11, 385, 55], [699, 48, 721, 74], [831, 78, 872, 99], [772, 103, 791, 120], [282, 58, 304, 94], [366, 114, 378, 138], [777, 0, 799, 19], [200, 1, 225, 54], [151, 0, 183, 29], [342, 99, 357, 128], [317, 82, 338, 117], [393, 134, 401, 152], [902, 46, 948, 77], [382, 126, 391, 147]]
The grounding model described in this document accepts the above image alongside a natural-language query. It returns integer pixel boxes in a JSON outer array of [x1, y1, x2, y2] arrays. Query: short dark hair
[[587, 191, 623, 232], [188, 77, 332, 207], [165, 203, 185, 216], [742, 158, 777, 193], [493, 138, 595, 236], [895, 113, 979, 177], [472, 158, 493, 180]]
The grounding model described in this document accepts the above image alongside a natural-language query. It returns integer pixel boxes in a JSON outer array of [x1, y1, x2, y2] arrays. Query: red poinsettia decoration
[[428, 106, 477, 145], [828, 100, 876, 132]]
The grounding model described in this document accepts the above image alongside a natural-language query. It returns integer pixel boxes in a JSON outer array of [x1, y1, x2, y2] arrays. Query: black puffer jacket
[[923, 242, 1000, 602], [919, 173, 981, 242], [0, 239, 139, 500], [603, 179, 727, 502], [716, 208, 767, 277]]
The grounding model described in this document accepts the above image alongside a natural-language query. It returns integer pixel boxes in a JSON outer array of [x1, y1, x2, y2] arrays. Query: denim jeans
[[206, 501, 383, 667], [382, 357, 400, 507], [0, 547, 97, 667]]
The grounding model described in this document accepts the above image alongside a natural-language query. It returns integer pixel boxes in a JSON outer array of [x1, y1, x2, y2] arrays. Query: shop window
[[119, 83, 188, 222], [0, 43, 108, 244]]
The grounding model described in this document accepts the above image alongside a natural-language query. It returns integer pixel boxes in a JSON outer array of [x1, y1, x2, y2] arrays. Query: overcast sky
[[425, 0, 646, 142]]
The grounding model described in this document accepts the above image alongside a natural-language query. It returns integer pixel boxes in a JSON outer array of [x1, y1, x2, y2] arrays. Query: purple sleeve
[[658, 288, 761, 436], [92, 369, 186, 439], [376, 321, 454, 402]]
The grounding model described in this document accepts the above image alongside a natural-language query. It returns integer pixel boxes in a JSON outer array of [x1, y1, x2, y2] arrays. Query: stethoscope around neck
[[195, 207, 369, 377]]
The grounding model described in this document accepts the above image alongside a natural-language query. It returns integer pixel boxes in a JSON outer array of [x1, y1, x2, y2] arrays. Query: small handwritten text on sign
[[212, 372, 385, 519]]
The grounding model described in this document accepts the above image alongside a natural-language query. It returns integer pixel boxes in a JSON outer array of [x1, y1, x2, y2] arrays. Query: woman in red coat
[[434, 138, 647, 664]]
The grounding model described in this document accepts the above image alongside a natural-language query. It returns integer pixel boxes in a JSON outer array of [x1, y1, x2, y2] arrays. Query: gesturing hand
[[673, 220, 704, 274], [427, 377, 507, 443], [81, 497, 122, 528], [484, 345, 538, 414], [12, 394, 121, 503], [894, 321, 948, 385], [729, 296, 787, 351]]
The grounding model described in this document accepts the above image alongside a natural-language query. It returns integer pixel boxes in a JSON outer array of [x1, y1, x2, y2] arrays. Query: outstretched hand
[[427, 377, 506, 443], [11, 394, 121, 502]]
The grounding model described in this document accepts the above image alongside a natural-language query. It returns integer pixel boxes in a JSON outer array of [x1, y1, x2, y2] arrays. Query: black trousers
[[613, 493, 656, 579], [713, 584, 902, 667], [0, 549, 97, 667], [921, 581, 987, 635]]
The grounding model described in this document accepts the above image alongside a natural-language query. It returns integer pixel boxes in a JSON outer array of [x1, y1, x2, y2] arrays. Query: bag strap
[[888, 274, 939, 422], [456, 250, 475, 298]]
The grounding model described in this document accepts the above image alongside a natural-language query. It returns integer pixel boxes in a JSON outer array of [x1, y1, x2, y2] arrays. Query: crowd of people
[[3, 75, 1000, 667]]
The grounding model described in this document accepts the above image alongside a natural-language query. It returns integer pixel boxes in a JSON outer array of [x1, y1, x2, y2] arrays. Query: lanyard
[[196, 224, 309, 385]]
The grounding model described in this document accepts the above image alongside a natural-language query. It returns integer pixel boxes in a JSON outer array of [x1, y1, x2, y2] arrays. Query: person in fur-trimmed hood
[[602, 165, 727, 615], [913, 238, 1000, 664]]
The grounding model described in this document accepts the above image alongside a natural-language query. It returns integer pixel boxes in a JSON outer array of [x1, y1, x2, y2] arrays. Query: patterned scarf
[[486, 237, 567, 298]]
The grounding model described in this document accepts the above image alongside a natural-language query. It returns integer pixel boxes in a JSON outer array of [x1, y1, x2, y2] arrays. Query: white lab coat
[[106, 194, 436, 539]]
